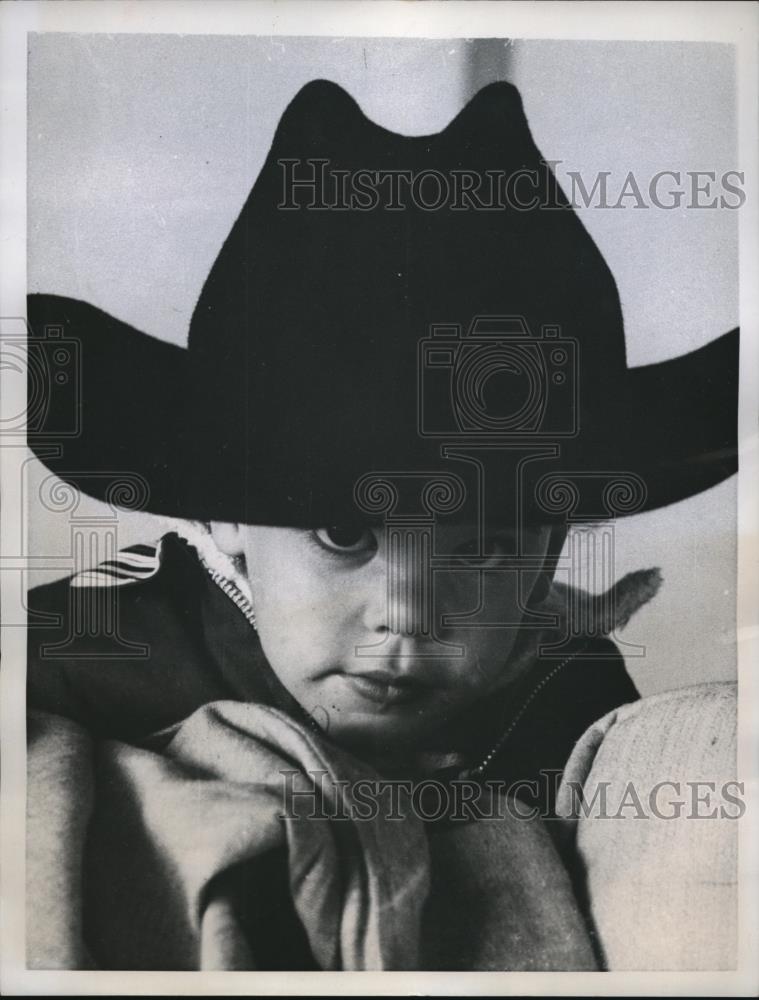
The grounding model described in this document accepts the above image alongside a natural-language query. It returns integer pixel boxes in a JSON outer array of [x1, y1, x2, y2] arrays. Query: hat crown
[[186, 80, 626, 504]]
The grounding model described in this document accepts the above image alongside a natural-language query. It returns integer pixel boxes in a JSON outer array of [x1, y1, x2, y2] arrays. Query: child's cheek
[[434, 568, 523, 626], [433, 571, 531, 692], [250, 579, 352, 688]]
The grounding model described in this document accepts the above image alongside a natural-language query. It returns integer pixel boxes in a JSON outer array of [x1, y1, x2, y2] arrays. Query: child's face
[[210, 519, 553, 758]]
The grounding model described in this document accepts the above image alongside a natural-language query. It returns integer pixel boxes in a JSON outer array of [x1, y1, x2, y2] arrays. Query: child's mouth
[[340, 670, 428, 707]]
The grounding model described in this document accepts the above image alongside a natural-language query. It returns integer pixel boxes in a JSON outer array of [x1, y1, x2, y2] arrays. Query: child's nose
[[361, 528, 433, 637]]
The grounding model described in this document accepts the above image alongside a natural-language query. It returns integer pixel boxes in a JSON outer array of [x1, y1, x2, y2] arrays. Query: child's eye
[[312, 525, 378, 555]]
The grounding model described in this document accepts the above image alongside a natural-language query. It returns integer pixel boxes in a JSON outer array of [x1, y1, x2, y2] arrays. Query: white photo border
[[1, 2, 757, 996]]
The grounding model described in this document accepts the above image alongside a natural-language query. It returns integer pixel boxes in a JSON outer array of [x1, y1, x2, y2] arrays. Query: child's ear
[[209, 521, 246, 558]]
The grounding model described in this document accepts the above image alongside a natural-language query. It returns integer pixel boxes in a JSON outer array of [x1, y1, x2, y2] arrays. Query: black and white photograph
[[1, 1, 757, 994]]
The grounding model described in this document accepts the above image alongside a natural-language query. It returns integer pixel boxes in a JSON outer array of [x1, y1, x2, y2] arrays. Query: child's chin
[[303, 672, 451, 758], [321, 707, 434, 758]]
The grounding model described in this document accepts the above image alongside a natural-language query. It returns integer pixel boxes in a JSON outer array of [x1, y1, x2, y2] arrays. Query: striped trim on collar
[[70, 541, 162, 588], [68, 520, 254, 611]]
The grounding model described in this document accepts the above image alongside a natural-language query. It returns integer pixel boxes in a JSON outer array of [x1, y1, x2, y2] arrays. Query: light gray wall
[[26, 35, 738, 695]]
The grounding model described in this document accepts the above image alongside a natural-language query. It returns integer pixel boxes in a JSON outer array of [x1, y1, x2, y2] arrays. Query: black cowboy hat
[[27, 80, 738, 529]]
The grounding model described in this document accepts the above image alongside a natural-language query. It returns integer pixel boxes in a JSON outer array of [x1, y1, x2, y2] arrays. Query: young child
[[25, 80, 738, 971], [26, 515, 645, 792]]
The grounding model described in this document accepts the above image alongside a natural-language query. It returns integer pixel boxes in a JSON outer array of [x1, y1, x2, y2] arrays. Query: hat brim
[[27, 294, 191, 519], [556, 327, 738, 515], [26, 293, 738, 525]]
